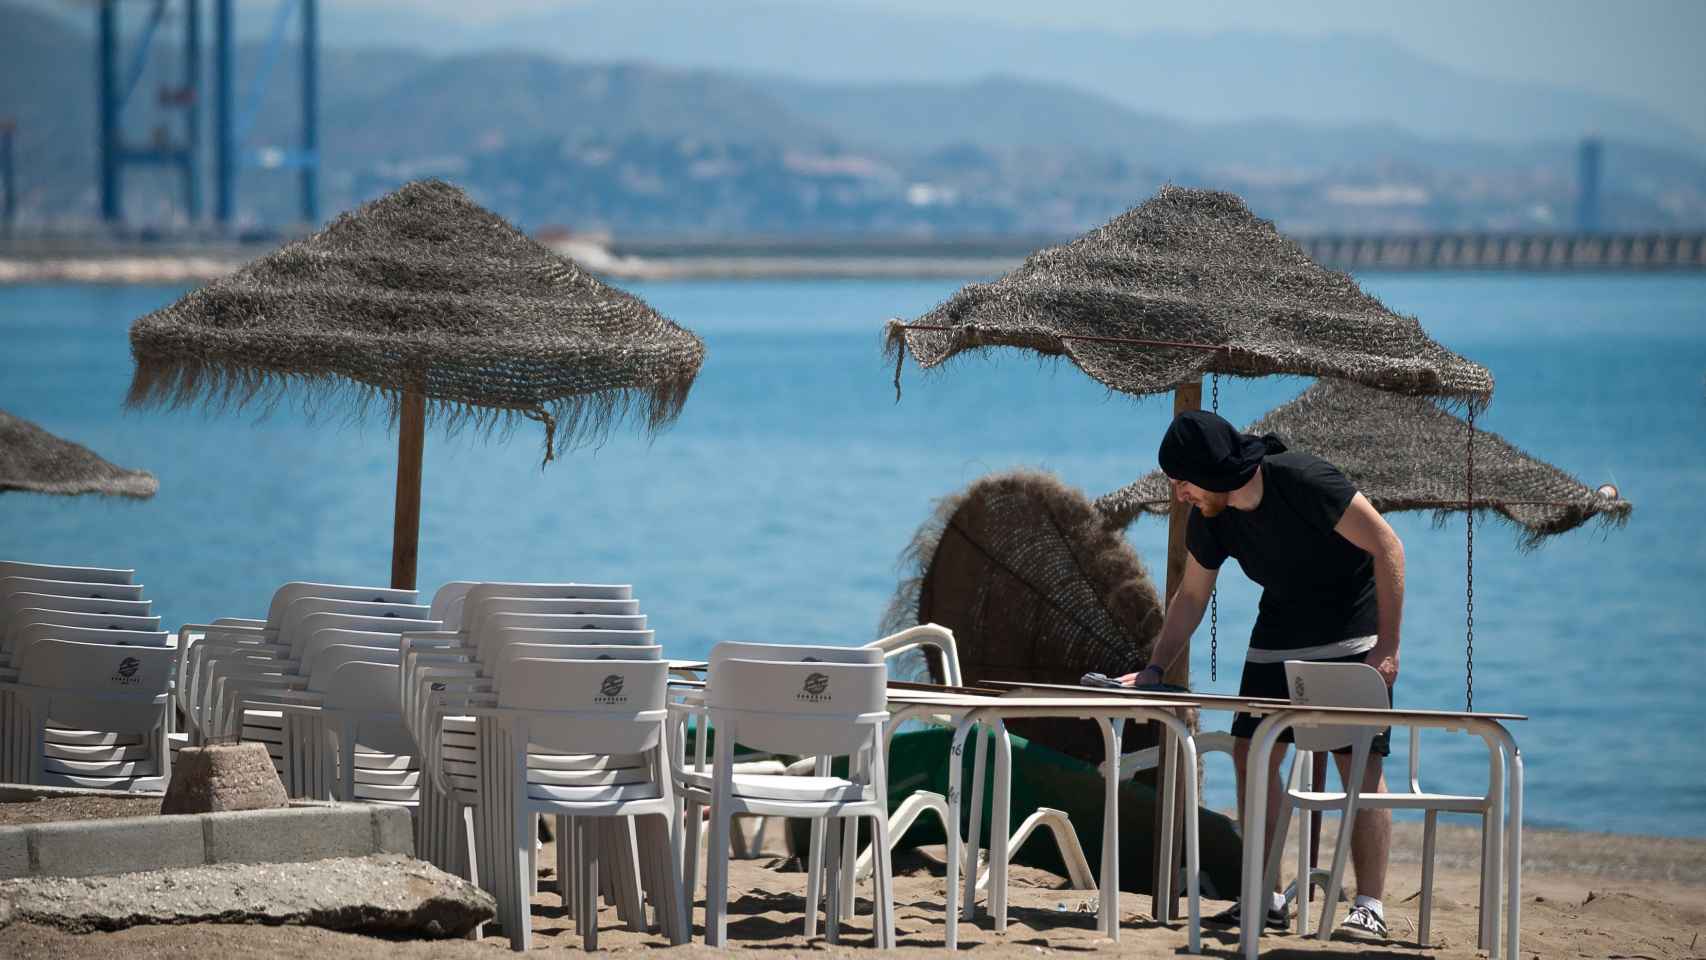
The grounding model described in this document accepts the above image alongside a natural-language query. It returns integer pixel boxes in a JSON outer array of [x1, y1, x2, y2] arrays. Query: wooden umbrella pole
[[1152, 379, 1201, 920], [391, 388, 426, 591]]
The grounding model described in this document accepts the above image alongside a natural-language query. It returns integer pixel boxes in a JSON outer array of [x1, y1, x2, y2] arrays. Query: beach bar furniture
[[3, 638, 175, 790], [674, 642, 896, 948], [1238, 699, 1526, 959]]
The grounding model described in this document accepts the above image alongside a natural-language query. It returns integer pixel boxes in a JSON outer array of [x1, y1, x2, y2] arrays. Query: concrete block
[[32, 815, 205, 878], [371, 806, 415, 857], [0, 827, 31, 879], [202, 805, 374, 866]]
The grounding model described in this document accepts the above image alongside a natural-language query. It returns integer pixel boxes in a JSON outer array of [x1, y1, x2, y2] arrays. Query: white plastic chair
[[0, 561, 134, 586], [682, 643, 895, 947], [470, 653, 688, 950], [1272, 661, 1495, 943], [5, 638, 175, 790]]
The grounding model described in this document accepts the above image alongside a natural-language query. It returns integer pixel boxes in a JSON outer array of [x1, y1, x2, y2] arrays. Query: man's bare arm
[[1333, 492, 1405, 684], [1118, 554, 1218, 686]]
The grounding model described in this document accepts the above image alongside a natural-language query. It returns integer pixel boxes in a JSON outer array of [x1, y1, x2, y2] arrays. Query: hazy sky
[[358, 0, 1706, 139]]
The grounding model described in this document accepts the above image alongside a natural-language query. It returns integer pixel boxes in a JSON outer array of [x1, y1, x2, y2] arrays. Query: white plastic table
[[1237, 704, 1525, 960], [885, 691, 1204, 951]]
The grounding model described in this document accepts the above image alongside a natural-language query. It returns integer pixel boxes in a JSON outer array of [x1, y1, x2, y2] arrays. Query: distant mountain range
[[4, 1, 1705, 234]]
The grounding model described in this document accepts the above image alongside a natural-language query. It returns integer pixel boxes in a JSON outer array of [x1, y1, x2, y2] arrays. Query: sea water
[[2, 274, 1702, 837]]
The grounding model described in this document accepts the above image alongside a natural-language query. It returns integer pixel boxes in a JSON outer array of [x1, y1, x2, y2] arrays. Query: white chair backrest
[[459, 585, 636, 641], [9, 623, 171, 668], [707, 657, 886, 757], [491, 643, 662, 690], [261, 582, 417, 629], [300, 628, 408, 676], [307, 642, 404, 692], [477, 625, 654, 664], [1283, 661, 1391, 753], [277, 597, 430, 645], [499, 657, 668, 756], [0, 592, 152, 629], [459, 596, 642, 630], [427, 581, 480, 628], [18, 639, 173, 732], [1, 577, 144, 606], [289, 612, 440, 658], [4, 609, 163, 651], [481, 611, 647, 634], [710, 641, 884, 667], [0, 562, 133, 585], [318, 660, 414, 755]]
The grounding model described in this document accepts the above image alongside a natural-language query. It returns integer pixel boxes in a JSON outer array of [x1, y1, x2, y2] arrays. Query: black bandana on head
[[1158, 410, 1287, 493]]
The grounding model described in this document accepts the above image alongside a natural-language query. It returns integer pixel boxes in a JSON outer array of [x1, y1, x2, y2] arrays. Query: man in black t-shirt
[[1120, 410, 1406, 942]]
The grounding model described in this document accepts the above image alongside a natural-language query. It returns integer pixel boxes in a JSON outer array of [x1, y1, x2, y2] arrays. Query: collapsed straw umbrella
[[1094, 379, 1632, 547], [126, 179, 704, 588], [880, 469, 1164, 763], [1, 408, 157, 499]]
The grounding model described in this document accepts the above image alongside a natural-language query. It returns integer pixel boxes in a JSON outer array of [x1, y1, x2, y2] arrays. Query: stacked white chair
[[674, 641, 895, 948], [0, 562, 167, 789], [398, 584, 656, 922], [1270, 661, 1497, 944], [174, 581, 418, 742], [3, 638, 176, 790]]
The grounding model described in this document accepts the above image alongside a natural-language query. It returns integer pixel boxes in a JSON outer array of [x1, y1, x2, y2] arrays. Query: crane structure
[[93, 0, 318, 227]]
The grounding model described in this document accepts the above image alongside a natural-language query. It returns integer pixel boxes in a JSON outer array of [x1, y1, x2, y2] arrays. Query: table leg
[[1506, 745, 1523, 960], [991, 719, 1013, 931], [1098, 716, 1122, 941], [944, 716, 977, 950], [964, 721, 989, 921], [1241, 715, 1287, 960]]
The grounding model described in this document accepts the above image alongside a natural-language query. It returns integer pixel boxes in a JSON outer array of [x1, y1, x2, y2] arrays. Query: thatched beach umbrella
[[1094, 379, 1632, 547], [127, 179, 704, 588], [884, 185, 1495, 653], [880, 469, 1164, 763], [1, 409, 157, 499]]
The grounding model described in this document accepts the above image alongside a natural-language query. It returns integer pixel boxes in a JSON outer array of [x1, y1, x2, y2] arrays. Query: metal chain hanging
[[1465, 405, 1476, 711], [1210, 373, 1220, 682]]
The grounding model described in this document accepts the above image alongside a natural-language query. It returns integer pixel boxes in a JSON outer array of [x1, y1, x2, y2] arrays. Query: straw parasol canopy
[[1094, 379, 1633, 548], [880, 469, 1163, 762], [128, 179, 704, 456], [125, 179, 705, 587], [1, 409, 157, 499], [884, 186, 1494, 408]]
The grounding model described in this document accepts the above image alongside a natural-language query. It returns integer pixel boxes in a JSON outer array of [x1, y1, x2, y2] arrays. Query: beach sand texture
[[3, 820, 1702, 958]]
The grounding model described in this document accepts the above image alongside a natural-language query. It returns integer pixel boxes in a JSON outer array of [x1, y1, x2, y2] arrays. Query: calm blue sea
[[2, 274, 1703, 837]]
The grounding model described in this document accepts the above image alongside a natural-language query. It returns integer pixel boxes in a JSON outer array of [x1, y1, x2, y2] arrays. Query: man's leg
[[1330, 751, 1391, 902], [1232, 736, 1290, 894]]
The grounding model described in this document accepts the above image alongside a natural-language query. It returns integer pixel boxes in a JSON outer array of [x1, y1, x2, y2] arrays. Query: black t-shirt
[[1185, 451, 1377, 651]]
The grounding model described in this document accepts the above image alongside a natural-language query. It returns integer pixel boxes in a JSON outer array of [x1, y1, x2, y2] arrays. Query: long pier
[[1298, 231, 1706, 272]]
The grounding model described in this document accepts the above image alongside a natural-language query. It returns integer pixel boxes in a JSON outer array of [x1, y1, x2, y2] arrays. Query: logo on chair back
[[798, 672, 832, 702], [1292, 677, 1307, 700], [111, 656, 142, 686], [595, 674, 627, 704]]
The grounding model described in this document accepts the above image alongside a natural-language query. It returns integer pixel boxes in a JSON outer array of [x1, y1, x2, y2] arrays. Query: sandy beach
[[4, 819, 1702, 959]]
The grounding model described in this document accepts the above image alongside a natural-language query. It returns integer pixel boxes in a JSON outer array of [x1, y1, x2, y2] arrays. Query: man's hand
[[1117, 665, 1165, 687], [1365, 643, 1399, 686]]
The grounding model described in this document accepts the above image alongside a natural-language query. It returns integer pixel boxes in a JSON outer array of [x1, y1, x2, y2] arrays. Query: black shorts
[[1229, 652, 1392, 756]]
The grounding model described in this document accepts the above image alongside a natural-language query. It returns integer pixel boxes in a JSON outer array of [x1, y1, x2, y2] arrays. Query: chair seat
[[529, 765, 652, 787], [1292, 790, 1487, 811], [42, 728, 143, 746], [352, 782, 418, 802], [353, 766, 420, 786], [685, 771, 868, 803], [526, 780, 662, 803], [42, 756, 158, 777], [45, 741, 153, 761], [352, 751, 413, 771]]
